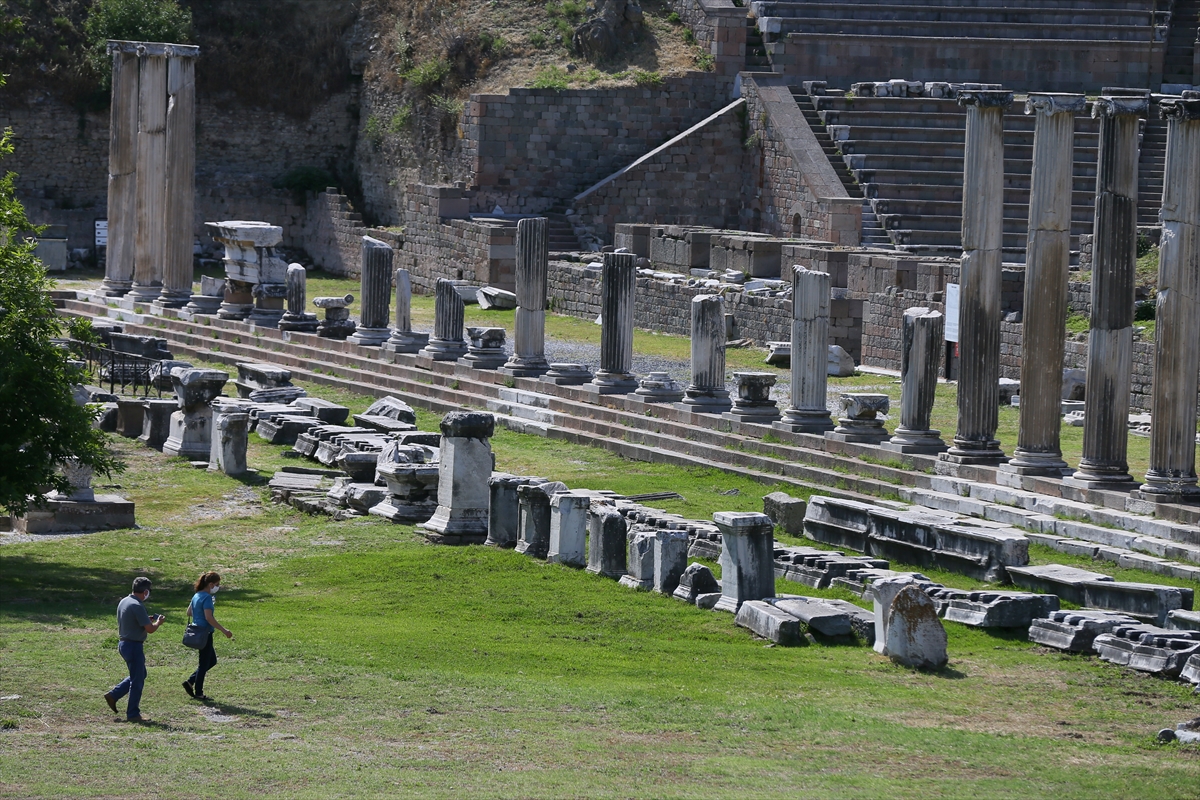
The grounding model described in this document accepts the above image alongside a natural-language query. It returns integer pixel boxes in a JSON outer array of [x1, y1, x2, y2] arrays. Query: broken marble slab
[[1093, 625, 1200, 677], [619, 525, 657, 591], [1028, 609, 1143, 653], [256, 414, 321, 446], [937, 589, 1059, 628], [292, 397, 350, 425], [735, 600, 803, 646], [768, 595, 853, 637], [355, 396, 417, 425], [774, 545, 888, 589], [673, 563, 721, 604], [883, 584, 948, 670]]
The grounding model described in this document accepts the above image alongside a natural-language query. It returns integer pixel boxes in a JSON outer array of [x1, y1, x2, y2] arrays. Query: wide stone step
[[820, 109, 1104, 133], [756, 0, 1156, 11], [838, 140, 1101, 161], [852, 156, 1099, 177], [876, 212, 1094, 234], [826, 125, 1097, 148], [863, 180, 1095, 201], [757, 2, 1158, 26], [769, 18, 1157, 42]]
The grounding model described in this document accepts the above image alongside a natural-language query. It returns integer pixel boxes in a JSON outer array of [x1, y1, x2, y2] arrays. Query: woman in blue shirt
[[183, 571, 233, 700]]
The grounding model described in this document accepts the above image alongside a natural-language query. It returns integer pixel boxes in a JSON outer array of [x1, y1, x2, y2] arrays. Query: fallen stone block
[[939, 590, 1059, 628], [803, 495, 874, 552], [770, 595, 853, 637], [1007, 564, 1114, 606], [735, 600, 803, 646], [1094, 625, 1200, 677], [884, 584, 948, 670], [293, 397, 350, 425], [774, 545, 888, 589], [763, 491, 806, 536], [673, 563, 721, 604], [1028, 609, 1142, 653]]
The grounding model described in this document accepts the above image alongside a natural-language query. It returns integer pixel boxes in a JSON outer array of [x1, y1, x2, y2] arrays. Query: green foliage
[[528, 30, 548, 48], [631, 69, 663, 87], [667, 11, 682, 24], [0, 97, 123, 516], [430, 94, 464, 119], [530, 65, 570, 90], [682, 28, 696, 44], [82, 0, 192, 78], [364, 115, 384, 148], [388, 106, 413, 134], [544, 0, 586, 46], [272, 166, 335, 198], [478, 31, 508, 57], [695, 52, 715, 72], [403, 57, 450, 92]]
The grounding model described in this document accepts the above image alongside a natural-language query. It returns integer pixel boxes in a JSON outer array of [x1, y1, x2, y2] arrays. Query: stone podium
[[162, 368, 229, 459], [420, 412, 495, 545]]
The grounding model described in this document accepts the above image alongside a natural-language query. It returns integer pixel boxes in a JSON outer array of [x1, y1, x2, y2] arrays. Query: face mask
[[210, 586, 220, 595]]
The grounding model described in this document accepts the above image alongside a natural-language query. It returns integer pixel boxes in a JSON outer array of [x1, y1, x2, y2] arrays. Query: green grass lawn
[[5, 414, 1200, 797]]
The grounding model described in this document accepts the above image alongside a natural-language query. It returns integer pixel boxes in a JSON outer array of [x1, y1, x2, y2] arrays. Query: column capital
[[1160, 98, 1200, 121], [1024, 93, 1086, 117], [957, 90, 1013, 110], [1092, 95, 1149, 119]]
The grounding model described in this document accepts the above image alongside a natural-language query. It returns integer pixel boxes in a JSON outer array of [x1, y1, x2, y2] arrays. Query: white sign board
[[94, 219, 108, 247], [944, 283, 960, 343]]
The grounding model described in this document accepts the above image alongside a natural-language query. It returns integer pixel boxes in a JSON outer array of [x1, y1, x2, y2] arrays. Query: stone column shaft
[[383, 268, 427, 353], [588, 252, 638, 394], [1008, 94, 1086, 475], [883, 307, 946, 454], [502, 217, 551, 376], [774, 266, 833, 433], [418, 278, 468, 360], [286, 263, 306, 314], [680, 294, 731, 412], [129, 53, 167, 301], [1069, 96, 1147, 489], [1143, 98, 1200, 499], [348, 236, 393, 346], [944, 89, 1012, 465], [158, 55, 196, 307], [101, 49, 139, 296]]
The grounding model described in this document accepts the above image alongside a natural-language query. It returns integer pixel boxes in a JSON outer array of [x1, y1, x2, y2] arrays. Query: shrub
[[530, 66, 570, 90], [404, 58, 450, 92], [529, 30, 548, 49], [667, 11, 682, 24], [631, 69, 662, 88], [682, 28, 696, 44], [364, 115, 384, 148], [695, 52, 714, 72], [388, 107, 412, 135], [83, 0, 192, 78]]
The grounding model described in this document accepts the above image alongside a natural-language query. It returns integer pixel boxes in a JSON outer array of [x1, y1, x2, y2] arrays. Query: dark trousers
[[187, 632, 217, 694], [110, 640, 146, 720]]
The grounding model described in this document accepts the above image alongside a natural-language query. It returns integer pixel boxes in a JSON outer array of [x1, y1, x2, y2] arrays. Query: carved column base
[[772, 408, 833, 434]]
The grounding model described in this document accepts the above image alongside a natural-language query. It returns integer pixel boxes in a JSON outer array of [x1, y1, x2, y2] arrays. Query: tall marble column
[[278, 263, 318, 332], [883, 307, 946, 454], [157, 52, 197, 307], [383, 268, 428, 353], [941, 89, 1013, 466], [100, 46, 139, 297], [129, 51, 168, 302], [501, 217, 551, 377], [418, 278, 469, 360], [1005, 93, 1086, 476], [587, 252, 638, 395], [679, 294, 731, 413], [1142, 97, 1200, 500], [773, 266, 834, 433], [348, 236, 393, 346], [1067, 96, 1147, 490]]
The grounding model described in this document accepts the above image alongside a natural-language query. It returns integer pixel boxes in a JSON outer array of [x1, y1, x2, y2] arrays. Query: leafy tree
[[0, 76, 124, 517], [83, 0, 193, 78]]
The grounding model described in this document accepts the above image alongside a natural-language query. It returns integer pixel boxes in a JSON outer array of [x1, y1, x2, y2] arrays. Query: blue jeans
[[110, 640, 146, 719]]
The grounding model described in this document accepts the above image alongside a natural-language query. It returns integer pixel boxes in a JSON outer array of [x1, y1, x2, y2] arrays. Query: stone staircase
[[1162, 0, 1199, 87], [801, 90, 1176, 260], [744, 18, 771, 70], [791, 90, 891, 247], [544, 212, 583, 251]]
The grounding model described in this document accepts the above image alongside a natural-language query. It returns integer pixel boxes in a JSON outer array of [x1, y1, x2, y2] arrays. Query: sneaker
[[103, 692, 118, 714], [128, 715, 152, 723], [182, 681, 195, 698]]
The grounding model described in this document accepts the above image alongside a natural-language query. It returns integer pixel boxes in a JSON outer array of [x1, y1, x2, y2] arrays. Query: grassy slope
[[3, 374, 1200, 797]]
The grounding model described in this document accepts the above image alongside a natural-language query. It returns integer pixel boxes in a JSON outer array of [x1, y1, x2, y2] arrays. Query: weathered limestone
[[370, 440, 439, 524], [736, 600, 803, 645], [673, 562, 721, 604], [128, 52, 168, 302], [278, 264, 318, 332], [724, 372, 780, 423], [548, 492, 592, 567], [115, 398, 145, 438], [100, 48, 139, 297], [486, 474, 545, 548], [208, 409, 249, 476], [419, 279, 469, 361], [314, 294, 356, 339], [157, 53, 196, 307], [587, 505, 627, 578], [826, 393, 890, 445], [634, 372, 685, 403], [679, 294, 731, 413], [460, 327, 508, 369], [942, 90, 1013, 466], [713, 511, 775, 612], [207, 221, 288, 324], [516, 481, 568, 559], [1067, 96, 1148, 490], [347, 236, 393, 346], [138, 398, 176, 450], [382, 268, 428, 354], [14, 459, 136, 534], [774, 267, 834, 433], [500, 217, 551, 377], [420, 412, 495, 545], [588, 252, 638, 395], [162, 368, 229, 459], [884, 585, 949, 670], [1005, 94, 1086, 475], [653, 528, 690, 594], [185, 275, 224, 315], [619, 525, 657, 590], [1141, 97, 1200, 502], [883, 307, 946, 454]]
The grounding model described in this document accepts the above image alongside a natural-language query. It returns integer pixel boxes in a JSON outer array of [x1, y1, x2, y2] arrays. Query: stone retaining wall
[[669, 0, 748, 77]]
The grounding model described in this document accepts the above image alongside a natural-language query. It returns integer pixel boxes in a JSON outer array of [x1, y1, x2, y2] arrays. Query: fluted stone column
[[587, 252, 638, 396], [501, 217, 551, 377], [1067, 96, 1147, 490], [383, 268, 428, 353], [941, 89, 1013, 466], [418, 278, 468, 360], [774, 266, 833, 433], [278, 263, 318, 332], [679, 294, 731, 413], [128, 52, 168, 302], [883, 307, 946, 454], [100, 47, 139, 296], [1006, 93, 1086, 476], [1142, 97, 1200, 501], [157, 53, 196, 307], [348, 236, 393, 346]]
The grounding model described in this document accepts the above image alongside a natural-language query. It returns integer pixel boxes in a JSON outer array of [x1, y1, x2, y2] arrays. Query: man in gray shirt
[[103, 576, 165, 722]]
